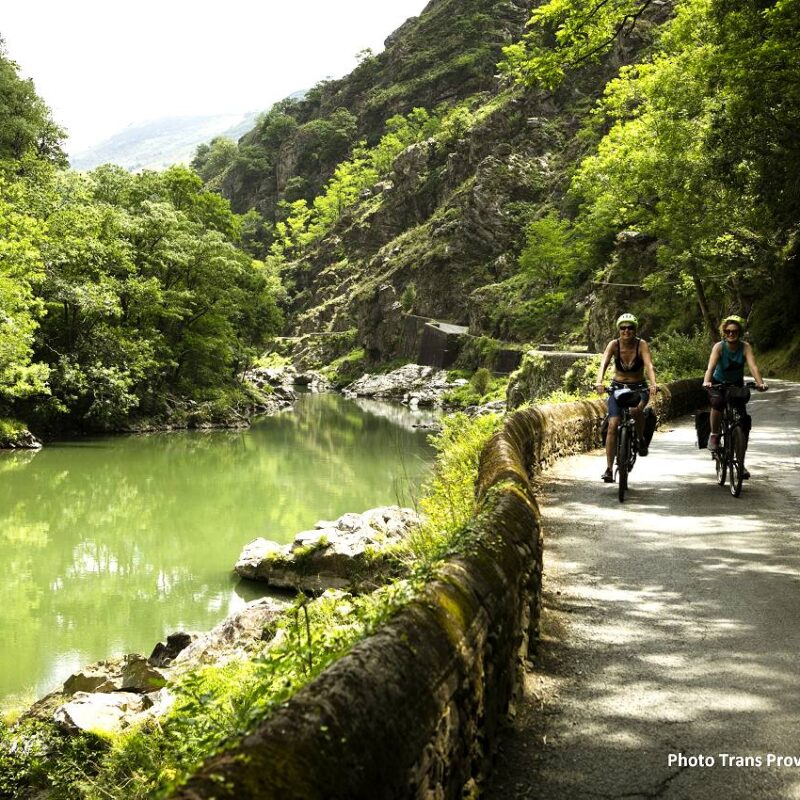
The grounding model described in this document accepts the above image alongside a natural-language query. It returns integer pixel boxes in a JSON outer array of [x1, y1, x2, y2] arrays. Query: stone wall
[[171, 379, 705, 800]]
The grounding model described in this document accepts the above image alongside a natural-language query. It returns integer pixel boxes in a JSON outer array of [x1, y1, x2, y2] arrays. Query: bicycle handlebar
[[708, 381, 768, 392]]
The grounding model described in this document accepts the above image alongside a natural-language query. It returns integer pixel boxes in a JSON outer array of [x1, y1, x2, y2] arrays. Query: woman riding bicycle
[[595, 313, 659, 483], [703, 315, 767, 470]]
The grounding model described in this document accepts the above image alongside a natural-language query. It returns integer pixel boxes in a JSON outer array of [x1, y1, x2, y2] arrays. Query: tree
[[0, 39, 66, 165]]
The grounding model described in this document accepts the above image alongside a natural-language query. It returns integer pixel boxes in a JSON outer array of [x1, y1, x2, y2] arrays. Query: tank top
[[614, 338, 644, 374], [713, 340, 745, 384]]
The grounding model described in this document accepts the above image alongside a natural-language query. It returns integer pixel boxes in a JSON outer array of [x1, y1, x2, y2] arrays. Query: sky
[[1, 0, 429, 154]]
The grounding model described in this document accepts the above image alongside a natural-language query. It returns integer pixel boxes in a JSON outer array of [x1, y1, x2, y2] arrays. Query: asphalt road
[[484, 380, 800, 800]]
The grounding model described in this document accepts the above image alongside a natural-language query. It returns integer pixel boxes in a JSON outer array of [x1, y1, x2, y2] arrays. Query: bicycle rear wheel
[[715, 431, 727, 485], [617, 426, 630, 503], [729, 426, 746, 497]]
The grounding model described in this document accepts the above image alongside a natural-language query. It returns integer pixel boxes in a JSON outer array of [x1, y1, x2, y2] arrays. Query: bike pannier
[[727, 386, 751, 402], [614, 388, 641, 408], [695, 410, 710, 449], [643, 406, 657, 445]]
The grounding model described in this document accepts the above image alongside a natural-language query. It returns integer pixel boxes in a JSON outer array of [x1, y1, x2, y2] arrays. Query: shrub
[[651, 329, 709, 382], [470, 367, 492, 397]]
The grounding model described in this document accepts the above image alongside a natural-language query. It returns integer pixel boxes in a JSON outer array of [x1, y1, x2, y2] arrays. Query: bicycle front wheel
[[729, 426, 746, 497], [617, 426, 630, 503]]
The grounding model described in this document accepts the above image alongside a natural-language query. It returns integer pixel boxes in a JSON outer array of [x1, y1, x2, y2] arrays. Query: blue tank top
[[713, 341, 744, 384]]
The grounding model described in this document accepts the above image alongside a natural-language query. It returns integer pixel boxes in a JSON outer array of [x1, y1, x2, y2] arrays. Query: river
[[0, 392, 436, 703]]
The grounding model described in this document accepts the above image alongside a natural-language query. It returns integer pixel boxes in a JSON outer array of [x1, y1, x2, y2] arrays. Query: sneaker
[[601, 468, 614, 483], [639, 438, 649, 457], [707, 434, 719, 452], [742, 469, 750, 480]]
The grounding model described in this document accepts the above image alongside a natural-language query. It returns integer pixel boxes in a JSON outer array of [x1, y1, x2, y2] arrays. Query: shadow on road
[[485, 404, 800, 799]]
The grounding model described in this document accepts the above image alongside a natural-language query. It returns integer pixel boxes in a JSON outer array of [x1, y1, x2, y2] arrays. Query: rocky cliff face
[[216, 0, 672, 366]]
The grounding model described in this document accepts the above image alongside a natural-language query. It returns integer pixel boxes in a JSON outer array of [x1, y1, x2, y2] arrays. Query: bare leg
[[710, 407, 721, 434], [606, 416, 620, 470]]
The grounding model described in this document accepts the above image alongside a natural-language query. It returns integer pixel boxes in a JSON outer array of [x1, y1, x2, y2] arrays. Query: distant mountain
[[69, 112, 261, 172]]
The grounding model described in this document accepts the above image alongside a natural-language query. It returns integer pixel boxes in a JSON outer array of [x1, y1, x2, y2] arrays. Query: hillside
[[203, 0, 799, 376], [70, 111, 260, 172]]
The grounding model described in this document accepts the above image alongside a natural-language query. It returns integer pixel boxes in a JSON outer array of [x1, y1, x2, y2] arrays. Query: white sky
[[1, 0, 429, 154]]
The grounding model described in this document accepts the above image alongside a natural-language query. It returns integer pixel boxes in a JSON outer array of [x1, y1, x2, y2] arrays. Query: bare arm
[[744, 342, 767, 389], [639, 339, 658, 393], [703, 342, 722, 386], [594, 341, 615, 393]]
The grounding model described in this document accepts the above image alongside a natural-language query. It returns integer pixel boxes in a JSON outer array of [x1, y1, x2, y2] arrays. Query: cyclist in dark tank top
[[595, 313, 659, 482], [702, 315, 767, 468]]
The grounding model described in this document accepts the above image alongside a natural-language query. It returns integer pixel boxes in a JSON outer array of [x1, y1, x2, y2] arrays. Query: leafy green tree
[[0, 179, 49, 404], [0, 39, 66, 165]]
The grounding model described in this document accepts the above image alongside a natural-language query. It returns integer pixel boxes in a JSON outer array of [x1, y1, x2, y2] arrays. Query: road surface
[[484, 380, 800, 799]]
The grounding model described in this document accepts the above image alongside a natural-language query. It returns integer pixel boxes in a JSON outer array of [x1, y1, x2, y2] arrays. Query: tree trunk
[[691, 272, 716, 341]]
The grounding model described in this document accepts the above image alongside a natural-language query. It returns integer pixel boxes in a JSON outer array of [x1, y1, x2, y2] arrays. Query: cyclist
[[595, 313, 659, 482], [702, 315, 767, 476]]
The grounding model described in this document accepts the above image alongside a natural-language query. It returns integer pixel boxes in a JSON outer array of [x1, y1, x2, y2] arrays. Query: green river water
[[0, 392, 436, 702]]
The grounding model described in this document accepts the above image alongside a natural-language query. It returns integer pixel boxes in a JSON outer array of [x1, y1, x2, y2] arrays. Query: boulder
[[342, 364, 466, 408], [148, 631, 196, 667], [62, 662, 123, 695], [0, 428, 43, 449], [171, 596, 290, 670], [235, 506, 423, 592], [53, 691, 147, 735]]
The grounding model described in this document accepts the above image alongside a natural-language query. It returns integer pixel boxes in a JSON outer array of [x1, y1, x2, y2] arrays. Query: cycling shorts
[[608, 381, 649, 418]]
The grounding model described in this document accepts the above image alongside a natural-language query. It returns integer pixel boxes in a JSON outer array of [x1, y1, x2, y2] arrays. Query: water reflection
[[0, 393, 434, 700]]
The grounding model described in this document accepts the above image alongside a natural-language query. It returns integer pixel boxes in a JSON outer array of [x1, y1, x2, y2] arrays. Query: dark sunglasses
[[619, 325, 636, 331], [724, 328, 740, 335]]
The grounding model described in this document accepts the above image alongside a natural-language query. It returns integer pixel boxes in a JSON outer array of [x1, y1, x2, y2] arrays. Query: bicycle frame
[[606, 387, 640, 502], [710, 383, 750, 497]]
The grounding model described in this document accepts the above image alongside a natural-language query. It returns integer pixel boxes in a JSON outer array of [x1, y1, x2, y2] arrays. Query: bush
[[651, 329, 709, 382], [470, 367, 492, 397]]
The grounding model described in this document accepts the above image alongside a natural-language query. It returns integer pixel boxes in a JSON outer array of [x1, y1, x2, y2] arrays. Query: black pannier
[[695, 410, 710, 449], [614, 388, 641, 408], [727, 385, 751, 402], [643, 406, 657, 445]]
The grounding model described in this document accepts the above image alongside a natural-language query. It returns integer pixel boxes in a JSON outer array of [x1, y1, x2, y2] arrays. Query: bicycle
[[605, 385, 643, 502], [708, 381, 760, 497]]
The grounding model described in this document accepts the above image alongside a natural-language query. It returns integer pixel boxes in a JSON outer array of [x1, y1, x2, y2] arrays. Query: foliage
[[270, 105, 475, 264], [0, 40, 66, 165], [409, 412, 502, 561], [321, 347, 367, 387], [400, 282, 417, 312], [499, 0, 660, 89], [650, 328, 710, 381], [453, 335, 504, 372], [0, 157, 284, 430], [470, 367, 492, 397]]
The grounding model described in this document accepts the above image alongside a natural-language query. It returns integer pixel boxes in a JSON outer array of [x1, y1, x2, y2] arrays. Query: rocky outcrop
[[342, 363, 466, 407], [245, 365, 331, 395], [31, 597, 289, 736], [0, 428, 42, 449], [235, 506, 423, 593]]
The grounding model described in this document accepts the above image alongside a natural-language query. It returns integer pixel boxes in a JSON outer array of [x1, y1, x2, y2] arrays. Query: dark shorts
[[707, 385, 749, 412], [607, 382, 649, 418]]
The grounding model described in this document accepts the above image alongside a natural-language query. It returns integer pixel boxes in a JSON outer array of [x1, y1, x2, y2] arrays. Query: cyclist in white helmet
[[595, 313, 659, 482]]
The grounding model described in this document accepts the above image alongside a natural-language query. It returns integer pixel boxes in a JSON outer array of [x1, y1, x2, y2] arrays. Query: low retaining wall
[[173, 379, 704, 800]]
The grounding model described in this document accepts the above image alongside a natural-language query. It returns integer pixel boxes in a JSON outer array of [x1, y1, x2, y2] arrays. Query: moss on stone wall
[[171, 379, 704, 799]]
